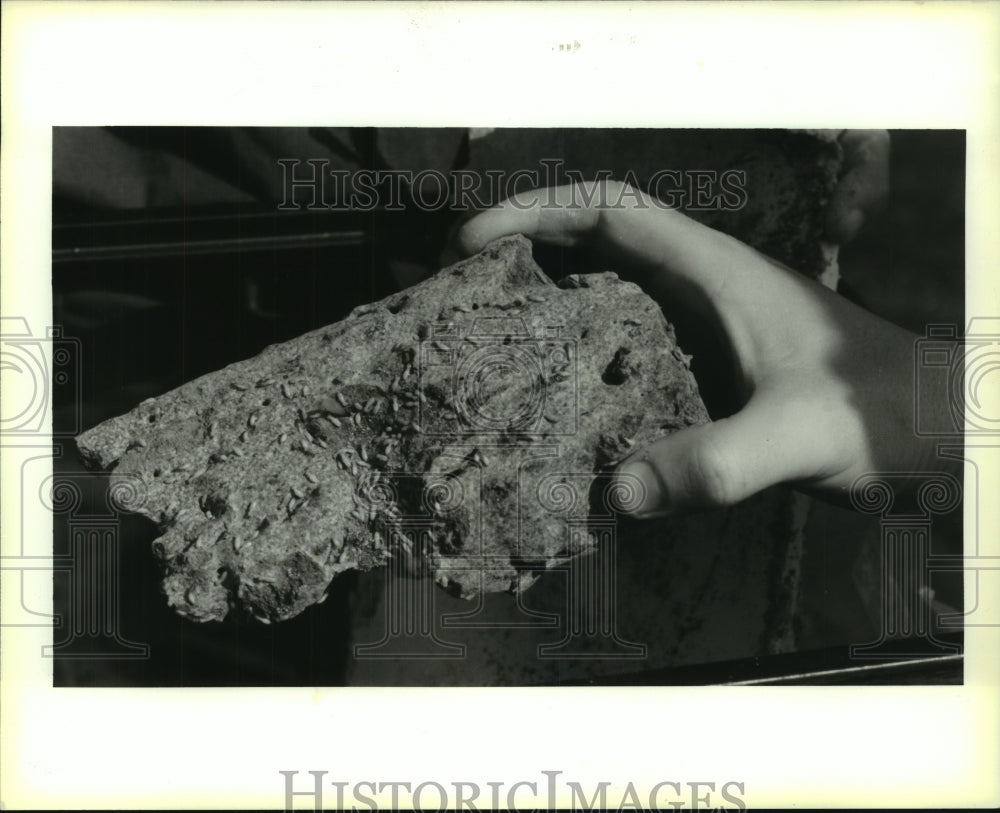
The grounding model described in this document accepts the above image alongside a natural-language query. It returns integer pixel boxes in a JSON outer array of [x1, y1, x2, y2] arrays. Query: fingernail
[[615, 460, 667, 517]]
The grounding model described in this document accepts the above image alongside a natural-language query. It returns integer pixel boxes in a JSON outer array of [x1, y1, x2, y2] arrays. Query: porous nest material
[[76, 235, 709, 624]]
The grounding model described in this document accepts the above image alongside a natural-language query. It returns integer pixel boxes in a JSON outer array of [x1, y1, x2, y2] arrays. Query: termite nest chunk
[[199, 492, 230, 519]]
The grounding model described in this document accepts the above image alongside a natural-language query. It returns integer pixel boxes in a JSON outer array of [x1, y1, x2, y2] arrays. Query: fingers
[[455, 180, 843, 389], [614, 380, 853, 516], [455, 181, 776, 323], [454, 178, 882, 514], [454, 184, 599, 255], [826, 129, 890, 244]]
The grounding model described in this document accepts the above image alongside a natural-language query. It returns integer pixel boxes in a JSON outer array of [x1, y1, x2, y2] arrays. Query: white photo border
[[2, 1, 998, 809]]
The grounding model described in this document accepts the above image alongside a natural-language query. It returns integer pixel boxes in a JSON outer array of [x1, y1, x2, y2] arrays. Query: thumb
[[614, 383, 842, 516]]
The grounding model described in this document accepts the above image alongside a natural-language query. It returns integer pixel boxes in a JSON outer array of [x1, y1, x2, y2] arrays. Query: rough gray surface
[[76, 235, 708, 624]]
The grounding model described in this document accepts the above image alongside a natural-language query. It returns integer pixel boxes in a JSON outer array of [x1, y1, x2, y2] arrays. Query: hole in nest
[[201, 493, 230, 519], [602, 347, 634, 386], [147, 415, 157, 424]]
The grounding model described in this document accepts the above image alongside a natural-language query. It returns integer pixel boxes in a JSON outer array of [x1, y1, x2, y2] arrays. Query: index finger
[[454, 180, 854, 389], [455, 180, 791, 326]]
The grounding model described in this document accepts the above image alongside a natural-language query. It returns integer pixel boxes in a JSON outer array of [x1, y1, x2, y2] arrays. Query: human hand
[[825, 130, 890, 244], [456, 181, 951, 517]]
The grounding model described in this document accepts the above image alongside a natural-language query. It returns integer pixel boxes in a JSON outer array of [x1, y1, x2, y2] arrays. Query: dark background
[[50, 128, 965, 685]]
